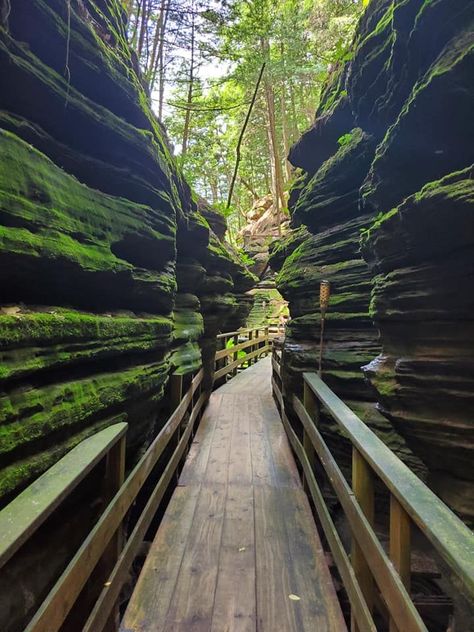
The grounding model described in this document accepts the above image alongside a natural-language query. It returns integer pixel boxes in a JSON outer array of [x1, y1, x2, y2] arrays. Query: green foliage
[[337, 132, 354, 147]]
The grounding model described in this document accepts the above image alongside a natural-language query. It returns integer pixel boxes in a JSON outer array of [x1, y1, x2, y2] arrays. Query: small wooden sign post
[[318, 280, 331, 376]]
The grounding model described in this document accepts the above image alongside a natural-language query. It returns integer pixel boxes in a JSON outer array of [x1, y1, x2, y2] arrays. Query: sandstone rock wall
[[0, 4, 252, 629], [275, 0, 474, 516], [0, 0, 252, 504]]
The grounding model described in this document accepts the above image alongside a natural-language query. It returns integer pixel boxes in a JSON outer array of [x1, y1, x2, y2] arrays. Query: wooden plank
[[214, 346, 270, 380], [352, 448, 375, 632], [215, 336, 258, 360], [179, 393, 223, 485], [227, 395, 252, 485], [302, 381, 318, 494], [254, 486, 345, 631], [163, 484, 227, 631], [203, 395, 235, 485], [389, 495, 412, 632], [0, 422, 128, 569], [257, 393, 300, 489], [119, 485, 201, 631], [210, 484, 256, 632], [303, 372, 474, 599]]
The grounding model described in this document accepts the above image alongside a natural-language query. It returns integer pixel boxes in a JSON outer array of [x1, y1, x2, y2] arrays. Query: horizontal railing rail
[[214, 326, 271, 380], [271, 346, 474, 632], [0, 423, 128, 570]]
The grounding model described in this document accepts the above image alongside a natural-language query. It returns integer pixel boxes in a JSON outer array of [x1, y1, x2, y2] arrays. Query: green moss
[[0, 358, 170, 456], [0, 309, 172, 380]]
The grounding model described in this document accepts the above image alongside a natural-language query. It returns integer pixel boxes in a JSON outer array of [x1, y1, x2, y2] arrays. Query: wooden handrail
[[16, 369, 205, 632], [303, 372, 474, 597], [0, 423, 128, 569], [271, 347, 474, 631], [214, 326, 271, 380]]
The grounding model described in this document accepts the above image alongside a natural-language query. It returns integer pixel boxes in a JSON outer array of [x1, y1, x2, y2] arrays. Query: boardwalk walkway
[[121, 356, 346, 632]]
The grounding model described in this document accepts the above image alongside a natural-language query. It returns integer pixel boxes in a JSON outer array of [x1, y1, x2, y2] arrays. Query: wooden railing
[[214, 326, 271, 380], [0, 368, 205, 632], [271, 347, 474, 632], [0, 328, 272, 632]]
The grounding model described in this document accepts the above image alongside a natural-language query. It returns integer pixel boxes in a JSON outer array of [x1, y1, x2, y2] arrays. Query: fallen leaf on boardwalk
[[238, 547, 246, 552], [288, 594, 300, 601], [104, 581, 111, 587]]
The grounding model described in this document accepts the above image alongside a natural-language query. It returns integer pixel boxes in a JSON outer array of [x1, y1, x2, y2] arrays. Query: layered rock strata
[[0, 3, 252, 630], [275, 0, 474, 518]]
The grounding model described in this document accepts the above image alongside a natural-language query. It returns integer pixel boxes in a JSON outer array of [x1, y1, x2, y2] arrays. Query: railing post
[[265, 326, 269, 356], [170, 373, 184, 479], [351, 448, 375, 632], [248, 330, 254, 366], [302, 381, 318, 494], [389, 495, 411, 632], [101, 434, 126, 632], [233, 333, 239, 376]]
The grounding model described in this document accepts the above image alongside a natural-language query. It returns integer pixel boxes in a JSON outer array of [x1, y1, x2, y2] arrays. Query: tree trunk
[[181, 10, 196, 159], [137, 0, 149, 59], [261, 39, 285, 236]]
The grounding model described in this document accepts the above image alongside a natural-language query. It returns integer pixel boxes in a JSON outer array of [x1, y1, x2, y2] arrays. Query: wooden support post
[[302, 381, 319, 494], [248, 330, 254, 366], [265, 326, 269, 356], [101, 435, 126, 632], [233, 334, 239, 377], [170, 374, 183, 417], [351, 448, 375, 632], [389, 495, 411, 632], [170, 374, 184, 478]]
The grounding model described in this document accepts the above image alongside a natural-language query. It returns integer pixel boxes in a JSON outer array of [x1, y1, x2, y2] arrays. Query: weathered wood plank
[[0, 422, 128, 569], [210, 484, 256, 632], [119, 485, 201, 631], [121, 358, 345, 632], [163, 484, 227, 631]]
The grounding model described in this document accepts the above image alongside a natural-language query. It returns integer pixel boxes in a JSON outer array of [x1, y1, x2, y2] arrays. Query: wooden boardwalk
[[121, 357, 346, 632]]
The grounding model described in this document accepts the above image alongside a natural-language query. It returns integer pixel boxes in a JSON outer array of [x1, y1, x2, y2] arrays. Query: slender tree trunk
[[226, 63, 265, 209], [137, 0, 149, 58], [181, 10, 195, 159], [279, 43, 292, 181], [261, 39, 285, 235]]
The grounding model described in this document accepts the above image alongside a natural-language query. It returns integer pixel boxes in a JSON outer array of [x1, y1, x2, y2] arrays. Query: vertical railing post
[[265, 326, 269, 356], [255, 328, 259, 361], [170, 373, 184, 478], [389, 495, 411, 632], [102, 434, 126, 632], [248, 330, 254, 366], [302, 380, 318, 493], [351, 448, 375, 632], [233, 333, 239, 376]]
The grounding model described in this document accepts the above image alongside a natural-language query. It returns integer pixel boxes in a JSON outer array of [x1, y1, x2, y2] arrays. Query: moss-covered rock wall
[[275, 0, 474, 519], [0, 4, 253, 628]]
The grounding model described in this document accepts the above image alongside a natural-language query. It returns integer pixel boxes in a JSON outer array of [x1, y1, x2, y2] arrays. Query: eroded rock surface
[[275, 0, 474, 518], [0, 3, 253, 629]]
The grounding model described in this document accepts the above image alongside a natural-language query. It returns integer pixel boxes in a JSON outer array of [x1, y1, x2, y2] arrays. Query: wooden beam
[[352, 449, 374, 632], [389, 495, 411, 632]]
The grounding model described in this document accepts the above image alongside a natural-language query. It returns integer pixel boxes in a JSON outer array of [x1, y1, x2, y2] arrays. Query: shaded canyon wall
[[272, 0, 474, 519], [0, 2, 253, 629]]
